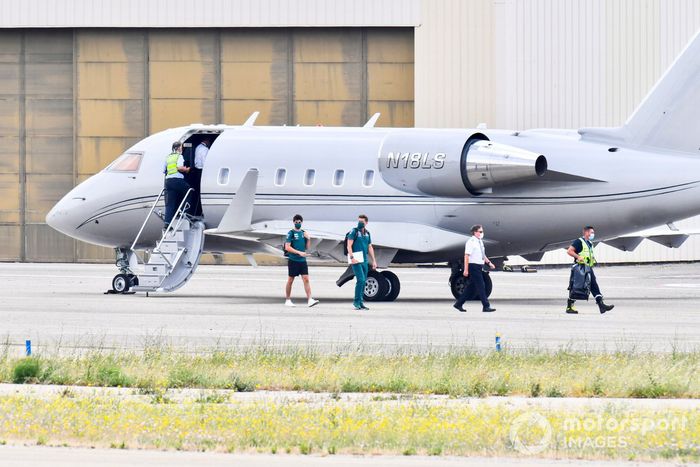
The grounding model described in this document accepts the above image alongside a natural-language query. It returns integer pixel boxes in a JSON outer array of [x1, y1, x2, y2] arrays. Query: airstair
[[128, 188, 206, 294]]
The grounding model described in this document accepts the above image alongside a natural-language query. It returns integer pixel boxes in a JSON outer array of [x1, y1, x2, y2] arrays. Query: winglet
[[363, 113, 381, 128], [242, 112, 260, 127], [213, 169, 258, 234]]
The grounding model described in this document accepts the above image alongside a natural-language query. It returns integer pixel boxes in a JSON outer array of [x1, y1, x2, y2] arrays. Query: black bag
[[343, 228, 361, 256], [568, 263, 592, 300]]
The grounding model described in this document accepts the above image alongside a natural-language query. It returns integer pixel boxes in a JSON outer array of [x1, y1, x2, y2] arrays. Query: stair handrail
[[155, 188, 194, 252], [130, 189, 165, 252]]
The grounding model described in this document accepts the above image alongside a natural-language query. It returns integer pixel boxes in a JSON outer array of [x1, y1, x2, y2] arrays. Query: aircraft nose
[[46, 195, 86, 236]]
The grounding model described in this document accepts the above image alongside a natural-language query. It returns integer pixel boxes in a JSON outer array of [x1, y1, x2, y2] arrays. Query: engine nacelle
[[378, 131, 547, 197]]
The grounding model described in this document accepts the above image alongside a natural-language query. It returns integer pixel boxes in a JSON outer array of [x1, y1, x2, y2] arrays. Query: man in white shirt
[[453, 224, 496, 312], [194, 138, 210, 169], [189, 138, 210, 216]]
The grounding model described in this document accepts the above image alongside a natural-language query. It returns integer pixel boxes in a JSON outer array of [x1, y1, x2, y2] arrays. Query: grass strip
[[1, 348, 699, 398], [0, 394, 697, 461]]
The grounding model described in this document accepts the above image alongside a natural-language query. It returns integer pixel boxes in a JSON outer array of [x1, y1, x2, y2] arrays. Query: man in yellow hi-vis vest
[[163, 141, 191, 227], [566, 226, 614, 314]]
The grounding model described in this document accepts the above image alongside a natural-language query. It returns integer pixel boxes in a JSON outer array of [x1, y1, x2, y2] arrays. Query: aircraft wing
[[602, 223, 699, 251], [207, 220, 469, 255]]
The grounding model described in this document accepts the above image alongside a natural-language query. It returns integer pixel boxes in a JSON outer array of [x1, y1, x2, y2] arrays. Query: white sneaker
[[308, 298, 320, 308], [285, 299, 295, 307]]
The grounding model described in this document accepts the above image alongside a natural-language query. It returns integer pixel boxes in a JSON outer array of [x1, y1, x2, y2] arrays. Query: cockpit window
[[106, 152, 143, 172]]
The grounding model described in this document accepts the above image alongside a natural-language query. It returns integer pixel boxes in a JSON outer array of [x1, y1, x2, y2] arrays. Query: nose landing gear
[[107, 248, 138, 294]]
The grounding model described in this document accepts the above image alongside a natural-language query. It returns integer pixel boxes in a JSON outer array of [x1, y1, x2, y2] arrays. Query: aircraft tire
[[112, 274, 131, 294], [380, 270, 401, 301], [364, 270, 390, 302]]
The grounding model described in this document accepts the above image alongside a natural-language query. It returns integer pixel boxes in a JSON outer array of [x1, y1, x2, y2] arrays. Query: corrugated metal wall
[[0, 27, 414, 263], [0, 0, 420, 28], [415, 0, 700, 263]]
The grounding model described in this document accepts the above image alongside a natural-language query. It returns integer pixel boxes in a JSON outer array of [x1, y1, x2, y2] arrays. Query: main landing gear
[[336, 266, 401, 302], [448, 261, 493, 300]]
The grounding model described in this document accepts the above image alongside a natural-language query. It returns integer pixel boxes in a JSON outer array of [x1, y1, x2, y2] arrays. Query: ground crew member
[[566, 226, 615, 314], [189, 138, 210, 217], [347, 214, 377, 311], [163, 141, 191, 227], [453, 224, 496, 312], [284, 214, 319, 308]]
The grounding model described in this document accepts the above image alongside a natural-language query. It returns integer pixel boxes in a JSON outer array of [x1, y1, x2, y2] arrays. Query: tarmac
[[2, 445, 687, 467], [1, 262, 699, 353]]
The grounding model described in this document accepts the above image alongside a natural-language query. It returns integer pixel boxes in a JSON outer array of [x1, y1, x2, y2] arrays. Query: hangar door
[[0, 27, 414, 263]]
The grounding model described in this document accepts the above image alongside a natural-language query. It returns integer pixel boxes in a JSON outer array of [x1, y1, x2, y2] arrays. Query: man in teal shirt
[[347, 214, 378, 310], [284, 214, 319, 308]]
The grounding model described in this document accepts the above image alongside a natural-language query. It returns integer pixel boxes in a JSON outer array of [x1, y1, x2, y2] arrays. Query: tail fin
[[581, 30, 700, 153]]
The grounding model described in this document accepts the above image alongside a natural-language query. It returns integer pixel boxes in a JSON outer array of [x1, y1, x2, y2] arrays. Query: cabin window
[[304, 169, 316, 186], [333, 169, 345, 187], [106, 152, 143, 172], [275, 168, 287, 186], [363, 169, 375, 187], [218, 168, 230, 185]]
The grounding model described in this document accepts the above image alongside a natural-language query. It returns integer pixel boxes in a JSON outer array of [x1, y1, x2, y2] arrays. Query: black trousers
[[455, 263, 491, 309], [187, 167, 203, 216], [164, 177, 190, 226], [589, 268, 602, 298]]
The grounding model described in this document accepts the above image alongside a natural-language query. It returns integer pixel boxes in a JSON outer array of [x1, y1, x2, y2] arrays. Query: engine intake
[[378, 131, 547, 197]]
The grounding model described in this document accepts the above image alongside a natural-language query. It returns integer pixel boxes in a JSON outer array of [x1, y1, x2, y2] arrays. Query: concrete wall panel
[[222, 100, 288, 126], [0, 225, 21, 261], [294, 63, 362, 101], [294, 101, 362, 126], [0, 173, 21, 224], [24, 174, 73, 223], [77, 100, 144, 137], [77, 62, 145, 99], [150, 99, 217, 133], [24, 223, 75, 262]]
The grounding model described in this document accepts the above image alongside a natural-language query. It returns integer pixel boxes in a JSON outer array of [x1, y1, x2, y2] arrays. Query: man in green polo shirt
[[347, 214, 378, 310], [284, 214, 319, 308]]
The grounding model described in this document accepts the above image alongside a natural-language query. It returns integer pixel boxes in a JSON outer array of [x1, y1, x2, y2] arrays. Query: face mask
[[589, 234, 595, 241], [358, 222, 365, 230], [480, 233, 485, 240], [294, 223, 302, 229]]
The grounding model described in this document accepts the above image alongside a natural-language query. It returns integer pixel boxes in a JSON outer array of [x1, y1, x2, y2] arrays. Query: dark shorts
[[287, 260, 309, 277]]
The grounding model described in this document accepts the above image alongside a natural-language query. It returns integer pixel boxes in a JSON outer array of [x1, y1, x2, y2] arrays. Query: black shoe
[[361, 305, 370, 310], [595, 296, 614, 314], [482, 307, 496, 312], [566, 299, 578, 314], [453, 303, 466, 312]]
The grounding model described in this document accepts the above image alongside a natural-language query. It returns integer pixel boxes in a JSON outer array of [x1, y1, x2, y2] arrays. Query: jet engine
[[378, 131, 547, 196]]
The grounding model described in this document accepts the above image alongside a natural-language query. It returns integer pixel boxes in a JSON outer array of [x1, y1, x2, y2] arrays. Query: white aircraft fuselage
[[46, 123, 700, 263]]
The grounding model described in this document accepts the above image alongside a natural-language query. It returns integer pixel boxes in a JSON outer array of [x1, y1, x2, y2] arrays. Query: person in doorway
[[163, 141, 191, 227], [453, 224, 496, 312], [347, 214, 378, 311], [284, 214, 320, 308], [188, 137, 210, 217]]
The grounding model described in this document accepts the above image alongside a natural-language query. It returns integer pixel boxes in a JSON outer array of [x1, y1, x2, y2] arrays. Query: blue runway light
[[25, 339, 31, 357]]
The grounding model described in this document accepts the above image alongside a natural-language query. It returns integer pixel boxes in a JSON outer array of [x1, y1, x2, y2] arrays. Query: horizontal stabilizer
[[648, 234, 689, 249], [521, 252, 545, 262], [604, 236, 644, 252]]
